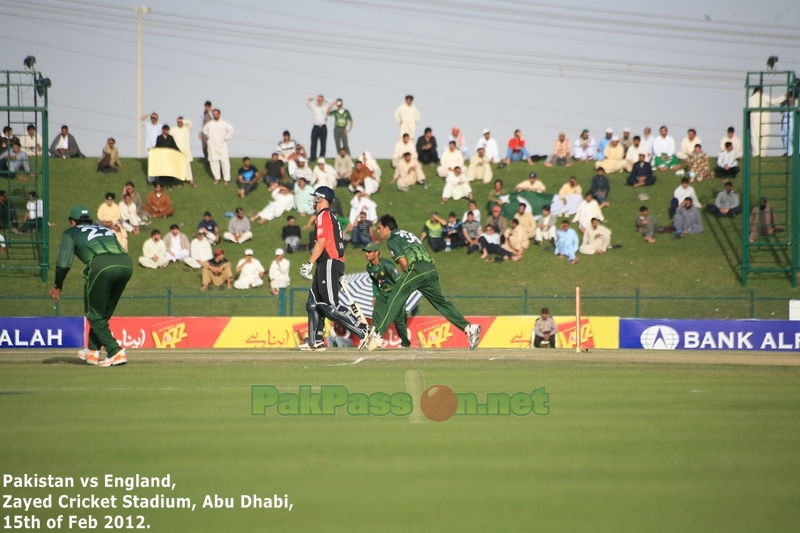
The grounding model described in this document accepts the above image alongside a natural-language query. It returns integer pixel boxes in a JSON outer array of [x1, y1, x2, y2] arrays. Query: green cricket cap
[[69, 205, 92, 220], [362, 243, 380, 252]]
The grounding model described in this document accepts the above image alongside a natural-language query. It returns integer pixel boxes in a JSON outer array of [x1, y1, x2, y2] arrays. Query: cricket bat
[[340, 279, 379, 350]]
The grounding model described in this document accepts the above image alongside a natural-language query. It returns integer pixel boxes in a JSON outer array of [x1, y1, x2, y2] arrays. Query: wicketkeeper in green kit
[[363, 242, 411, 348], [364, 214, 480, 350], [49, 205, 133, 366]]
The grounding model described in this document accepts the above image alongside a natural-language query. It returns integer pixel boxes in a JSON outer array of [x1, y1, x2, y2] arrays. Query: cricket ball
[[420, 384, 458, 422]]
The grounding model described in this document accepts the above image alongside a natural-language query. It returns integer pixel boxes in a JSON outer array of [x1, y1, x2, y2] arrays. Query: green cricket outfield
[[1, 349, 799, 532]]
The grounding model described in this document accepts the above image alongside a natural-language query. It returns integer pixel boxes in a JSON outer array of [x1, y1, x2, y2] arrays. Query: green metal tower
[[0, 69, 50, 282], [741, 71, 799, 287]]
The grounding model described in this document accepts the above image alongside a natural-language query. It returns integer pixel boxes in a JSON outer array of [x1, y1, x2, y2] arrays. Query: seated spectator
[[670, 178, 702, 217], [531, 308, 557, 348], [268, 248, 291, 296], [579, 217, 612, 255], [97, 138, 121, 173], [0, 190, 20, 235], [438, 140, 465, 179], [392, 133, 418, 167], [293, 177, 315, 215], [653, 126, 681, 170], [636, 206, 658, 244], [311, 158, 337, 188], [277, 130, 297, 162], [442, 212, 464, 251], [595, 137, 625, 173], [502, 218, 528, 260], [346, 211, 376, 249], [292, 156, 312, 182], [139, 229, 168, 269], [416, 127, 439, 165], [201, 248, 233, 290], [475, 129, 500, 163], [164, 224, 197, 268], [544, 132, 572, 167], [619, 128, 633, 154], [360, 150, 382, 181], [462, 211, 482, 254], [467, 146, 493, 184], [487, 204, 508, 236], [281, 215, 305, 253], [251, 184, 294, 224], [590, 168, 611, 208], [348, 188, 378, 225], [626, 153, 656, 188], [448, 126, 469, 160], [0, 141, 31, 180], [20, 124, 42, 157], [595, 128, 613, 161], [550, 176, 583, 217], [20, 191, 43, 233], [122, 182, 149, 224], [749, 198, 783, 242], [237, 157, 260, 198], [462, 200, 481, 224], [672, 197, 704, 237], [349, 160, 378, 194], [706, 182, 740, 218], [262, 152, 286, 188], [515, 172, 546, 192], [286, 143, 308, 178], [119, 194, 141, 234], [391, 152, 427, 191], [513, 202, 536, 239], [144, 183, 174, 218], [96, 192, 120, 229], [715, 142, 739, 181], [1, 127, 18, 147], [573, 192, 603, 232], [420, 212, 446, 252], [685, 144, 712, 182], [534, 205, 556, 245], [624, 136, 645, 172], [572, 129, 596, 162], [190, 229, 214, 269], [112, 220, 127, 252], [487, 179, 506, 213], [234, 249, 265, 289], [554, 220, 579, 264], [501, 129, 534, 167], [441, 166, 473, 204], [719, 127, 743, 159], [335, 148, 353, 185], [224, 207, 253, 243], [677, 129, 702, 160], [327, 322, 353, 349], [197, 211, 220, 243], [49, 125, 85, 159], [479, 223, 512, 262]]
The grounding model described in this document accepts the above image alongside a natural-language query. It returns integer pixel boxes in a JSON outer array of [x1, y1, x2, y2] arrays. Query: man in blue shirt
[[197, 211, 221, 243], [554, 219, 579, 264]]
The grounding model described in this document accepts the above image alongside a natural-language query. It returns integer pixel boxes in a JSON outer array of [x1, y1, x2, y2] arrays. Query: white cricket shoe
[[465, 324, 481, 350], [299, 341, 326, 352], [98, 349, 127, 367], [77, 349, 100, 365]]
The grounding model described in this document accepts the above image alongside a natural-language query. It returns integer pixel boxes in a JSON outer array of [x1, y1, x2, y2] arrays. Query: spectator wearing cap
[[262, 152, 286, 188], [201, 248, 233, 291], [544, 132, 572, 167], [190, 228, 214, 269], [327, 98, 353, 154], [224, 207, 253, 243], [311, 158, 337, 188], [234, 249, 265, 289], [197, 211, 220, 243], [501, 129, 534, 167], [653, 126, 681, 170], [515, 172, 546, 193], [334, 148, 354, 186], [448, 126, 469, 160], [394, 94, 420, 140], [467, 146, 493, 184], [590, 168, 611, 208], [475, 128, 500, 163], [268, 248, 291, 296], [293, 177, 315, 215], [572, 129, 596, 161], [595, 136, 625, 173], [173, 116, 197, 187], [595, 128, 613, 160], [441, 166, 473, 204], [306, 94, 331, 160], [438, 140, 466, 179], [626, 152, 656, 188], [619, 128, 633, 154], [420, 212, 446, 252], [677, 128, 702, 160], [96, 192, 121, 229], [292, 156, 312, 183], [237, 157, 260, 198], [416, 127, 439, 165], [487, 204, 508, 236], [554, 220, 579, 264], [392, 133, 418, 168]]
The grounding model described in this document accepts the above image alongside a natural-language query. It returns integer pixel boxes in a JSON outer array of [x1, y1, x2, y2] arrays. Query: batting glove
[[300, 262, 313, 280]]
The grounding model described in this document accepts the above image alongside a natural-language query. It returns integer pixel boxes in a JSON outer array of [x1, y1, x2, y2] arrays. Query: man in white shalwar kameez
[[311, 159, 337, 188], [441, 167, 473, 203], [172, 116, 196, 186], [391, 152, 427, 191], [549, 177, 583, 217], [391, 134, 418, 167], [467, 147, 493, 183], [394, 95, 420, 140], [234, 250, 265, 289], [252, 185, 294, 223], [348, 189, 378, 225], [202, 109, 234, 184], [749, 87, 787, 157], [579, 218, 612, 255], [438, 141, 465, 179], [573, 192, 604, 233]]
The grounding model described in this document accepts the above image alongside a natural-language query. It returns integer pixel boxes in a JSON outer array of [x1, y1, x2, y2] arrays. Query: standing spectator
[[672, 197, 704, 238], [544, 132, 572, 167], [49, 125, 85, 159], [268, 248, 291, 296], [237, 157, 260, 198], [590, 168, 611, 208], [448, 126, 469, 160], [554, 220, 579, 264], [144, 183, 174, 219], [223, 207, 253, 244], [202, 109, 235, 185], [706, 182, 740, 218], [234, 249, 265, 289], [394, 94, 420, 140], [334, 148, 353, 186], [501, 129, 534, 167], [199, 101, 213, 162], [749, 86, 786, 157], [197, 211, 220, 243], [140, 113, 161, 184], [749, 198, 783, 242], [475, 129, 500, 163], [164, 224, 196, 268], [715, 142, 740, 181], [97, 138, 121, 174], [626, 153, 656, 188], [306, 94, 331, 160], [416, 127, 439, 165], [579, 218, 612, 255], [531, 308, 557, 348], [173, 116, 197, 187], [653, 126, 681, 170], [282, 215, 304, 253], [139, 229, 168, 269], [20, 124, 42, 157], [190, 229, 213, 269], [636, 206, 658, 244], [327, 99, 353, 154], [719, 126, 743, 159], [201, 248, 233, 291]]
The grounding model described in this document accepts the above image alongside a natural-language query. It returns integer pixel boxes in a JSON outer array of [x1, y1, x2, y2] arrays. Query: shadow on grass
[[42, 357, 86, 365], [704, 208, 742, 282]]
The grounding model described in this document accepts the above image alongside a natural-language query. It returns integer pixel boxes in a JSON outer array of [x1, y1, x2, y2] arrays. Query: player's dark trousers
[[310, 125, 327, 160], [333, 126, 349, 154], [84, 253, 133, 356], [306, 259, 365, 345], [374, 293, 410, 347], [373, 261, 468, 334]]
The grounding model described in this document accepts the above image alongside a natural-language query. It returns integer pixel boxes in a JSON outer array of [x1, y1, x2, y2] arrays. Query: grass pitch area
[[2, 350, 799, 532]]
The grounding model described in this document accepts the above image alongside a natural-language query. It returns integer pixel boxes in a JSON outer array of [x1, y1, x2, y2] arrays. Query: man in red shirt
[[500, 129, 534, 168], [299, 186, 369, 351]]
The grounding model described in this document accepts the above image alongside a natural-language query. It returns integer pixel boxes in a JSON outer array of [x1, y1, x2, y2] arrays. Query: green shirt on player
[[387, 229, 433, 271], [366, 257, 400, 296], [54, 224, 127, 288], [329, 109, 352, 129]]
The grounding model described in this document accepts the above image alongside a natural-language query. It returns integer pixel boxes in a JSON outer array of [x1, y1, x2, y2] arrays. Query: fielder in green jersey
[[367, 215, 481, 350], [50, 205, 133, 366], [363, 242, 410, 348]]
